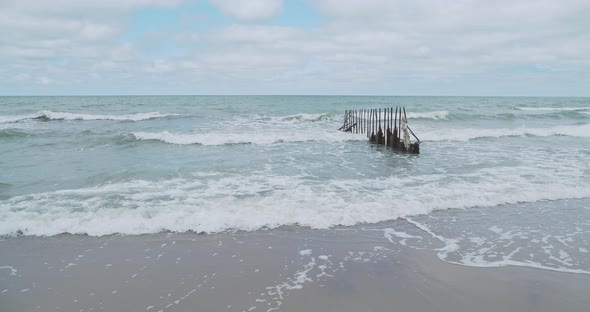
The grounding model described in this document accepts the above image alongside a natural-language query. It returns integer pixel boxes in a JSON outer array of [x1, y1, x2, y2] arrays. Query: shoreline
[[2, 225, 589, 312]]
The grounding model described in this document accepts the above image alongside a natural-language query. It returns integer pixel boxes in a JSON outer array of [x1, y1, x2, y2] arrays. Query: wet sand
[[1, 225, 589, 312]]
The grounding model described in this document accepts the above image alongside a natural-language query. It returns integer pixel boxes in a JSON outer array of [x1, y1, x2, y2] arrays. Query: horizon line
[[1, 94, 589, 98]]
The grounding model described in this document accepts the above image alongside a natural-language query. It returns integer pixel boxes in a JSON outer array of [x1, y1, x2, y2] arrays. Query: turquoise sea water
[[1, 96, 589, 273]]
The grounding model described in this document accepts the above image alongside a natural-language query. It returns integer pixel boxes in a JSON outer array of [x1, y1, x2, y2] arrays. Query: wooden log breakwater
[[338, 107, 421, 154]]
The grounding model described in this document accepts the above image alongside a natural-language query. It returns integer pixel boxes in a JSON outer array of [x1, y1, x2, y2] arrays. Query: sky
[[1, 0, 589, 96]]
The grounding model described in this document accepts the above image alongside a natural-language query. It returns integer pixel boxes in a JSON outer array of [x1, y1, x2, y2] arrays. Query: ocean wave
[[250, 111, 449, 124], [132, 123, 590, 145], [1, 165, 589, 237], [516, 107, 590, 112], [132, 130, 365, 146], [0, 111, 178, 123], [280, 113, 338, 122], [349, 110, 449, 121], [0, 129, 29, 139], [422, 123, 590, 141], [0, 114, 37, 123], [406, 111, 449, 120]]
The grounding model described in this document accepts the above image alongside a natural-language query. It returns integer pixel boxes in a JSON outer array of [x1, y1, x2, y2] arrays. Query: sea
[[1, 95, 589, 275]]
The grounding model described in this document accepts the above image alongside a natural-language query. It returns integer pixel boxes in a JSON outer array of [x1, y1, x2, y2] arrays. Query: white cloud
[[1, 0, 182, 13], [80, 24, 118, 41], [209, 0, 283, 22], [209, 24, 299, 43], [38, 77, 52, 85], [1, 0, 590, 95]]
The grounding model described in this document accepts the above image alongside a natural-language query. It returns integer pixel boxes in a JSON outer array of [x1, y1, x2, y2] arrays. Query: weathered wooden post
[[398, 107, 402, 149], [352, 110, 355, 133], [375, 109, 381, 144], [385, 108, 391, 146], [369, 109, 375, 143], [363, 109, 366, 135], [363, 109, 367, 134], [340, 110, 348, 130], [390, 107, 394, 146], [365, 109, 369, 138], [360, 109, 363, 135], [377, 108, 383, 144], [356, 110, 363, 133], [339, 106, 420, 154], [384, 107, 388, 146], [393, 107, 397, 148]]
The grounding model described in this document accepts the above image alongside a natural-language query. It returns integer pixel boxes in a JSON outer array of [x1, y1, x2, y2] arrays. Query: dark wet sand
[[1, 226, 589, 312]]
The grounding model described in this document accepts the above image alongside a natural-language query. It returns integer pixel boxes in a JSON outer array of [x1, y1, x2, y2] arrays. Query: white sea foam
[[132, 130, 365, 145], [0, 113, 39, 123], [133, 123, 590, 145], [1, 162, 590, 237], [264, 250, 319, 311], [0, 111, 177, 123], [279, 113, 338, 122], [421, 123, 590, 141], [406, 110, 449, 120], [402, 216, 590, 275], [0, 266, 17, 276], [383, 228, 422, 246]]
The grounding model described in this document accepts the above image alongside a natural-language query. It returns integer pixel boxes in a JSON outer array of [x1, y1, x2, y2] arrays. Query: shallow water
[[1, 95, 589, 273]]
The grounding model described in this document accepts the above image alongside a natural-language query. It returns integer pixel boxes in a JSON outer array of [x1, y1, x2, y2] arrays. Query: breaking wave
[[131, 123, 590, 146], [406, 111, 449, 120], [132, 130, 364, 146], [0, 129, 29, 139], [516, 107, 590, 112], [422, 123, 590, 142], [1, 164, 589, 237], [0, 111, 178, 123], [279, 113, 338, 122]]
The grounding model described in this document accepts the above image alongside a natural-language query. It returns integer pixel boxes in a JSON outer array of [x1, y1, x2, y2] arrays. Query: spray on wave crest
[[2, 163, 589, 237], [0, 111, 178, 123], [132, 130, 364, 146]]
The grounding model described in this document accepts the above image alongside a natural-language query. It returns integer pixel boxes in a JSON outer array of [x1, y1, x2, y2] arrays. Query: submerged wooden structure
[[338, 107, 420, 154]]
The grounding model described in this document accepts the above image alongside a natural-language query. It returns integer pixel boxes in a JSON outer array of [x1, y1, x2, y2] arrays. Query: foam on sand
[[401, 215, 590, 275]]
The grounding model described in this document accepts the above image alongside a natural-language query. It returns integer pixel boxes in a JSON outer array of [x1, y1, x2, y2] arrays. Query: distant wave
[[132, 130, 364, 146], [0, 111, 178, 123], [516, 107, 590, 112], [423, 123, 590, 142], [1, 164, 589, 236], [0, 129, 29, 139], [133, 123, 590, 146], [280, 113, 338, 122], [406, 111, 449, 120], [259, 111, 449, 124]]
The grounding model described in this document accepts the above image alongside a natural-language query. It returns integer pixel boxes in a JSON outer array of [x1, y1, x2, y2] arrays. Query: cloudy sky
[[1, 0, 589, 96]]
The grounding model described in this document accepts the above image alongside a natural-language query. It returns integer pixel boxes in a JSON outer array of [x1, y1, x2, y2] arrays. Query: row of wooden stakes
[[338, 107, 420, 154]]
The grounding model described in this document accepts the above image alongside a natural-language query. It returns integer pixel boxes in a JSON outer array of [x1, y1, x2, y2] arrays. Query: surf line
[[338, 107, 420, 154]]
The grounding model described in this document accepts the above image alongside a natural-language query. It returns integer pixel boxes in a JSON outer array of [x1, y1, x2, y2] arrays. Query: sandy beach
[[2, 223, 589, 312], [3, 0, 590, 310]]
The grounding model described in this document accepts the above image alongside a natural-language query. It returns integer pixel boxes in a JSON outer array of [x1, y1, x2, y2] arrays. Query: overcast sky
[[1, 0, 589, 96]]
